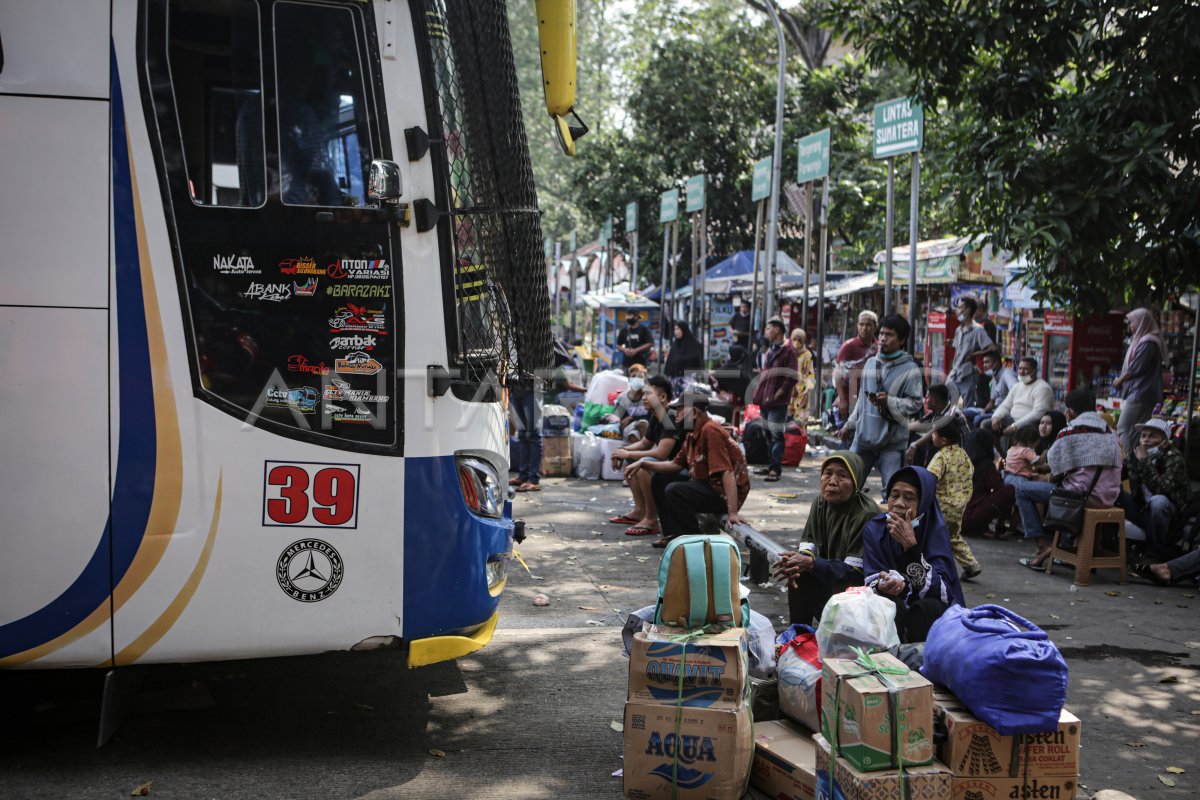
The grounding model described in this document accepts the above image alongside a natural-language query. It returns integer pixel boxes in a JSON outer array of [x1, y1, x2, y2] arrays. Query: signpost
[[749, 156, 772, 342], [686, 174, 708, 361], [569, 230, 578, 343], [873, 97, 923, 322], [626, 201, 638, 290], [796, 128, 832, 420], [659, 188, 680, 369]]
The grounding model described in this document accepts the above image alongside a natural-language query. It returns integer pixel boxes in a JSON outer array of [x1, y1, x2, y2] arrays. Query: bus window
[[274, 2, 373, 208], [166, 0, 264, 207]]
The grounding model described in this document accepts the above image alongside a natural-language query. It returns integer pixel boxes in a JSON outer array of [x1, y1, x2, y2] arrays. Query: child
[[927, 416, 982, 580], [1003, 425, 1040, 486]]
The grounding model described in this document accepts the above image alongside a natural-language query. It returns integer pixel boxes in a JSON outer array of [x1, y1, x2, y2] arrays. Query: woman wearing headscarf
[[713, 344, 753, 404], [788, 328, 816, 424], [1114, 308, 1165, 454], [664, 320, 704, 379], [773, 451, 880, 625], [863, 466, 965, 642], [961, 428, 1015, 539]]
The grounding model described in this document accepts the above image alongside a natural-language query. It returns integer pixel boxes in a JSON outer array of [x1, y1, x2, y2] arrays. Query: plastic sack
[[816, 587, 900, 660], [581, 402, 615, 429], [922, 604, 1068, 735], [776, 624, 822, 731], [585, 369, 629, 405], [573, 434, 604, 480]]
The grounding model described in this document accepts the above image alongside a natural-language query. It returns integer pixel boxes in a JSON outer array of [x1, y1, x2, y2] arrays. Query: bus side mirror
[[367, 160, 402, 205]]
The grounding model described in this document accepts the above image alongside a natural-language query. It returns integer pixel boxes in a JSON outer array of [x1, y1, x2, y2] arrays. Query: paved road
[[3, 452, 1198, 798]]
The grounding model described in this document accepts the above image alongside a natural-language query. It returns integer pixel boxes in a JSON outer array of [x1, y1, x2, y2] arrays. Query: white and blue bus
[[0, 0, 560, 679]]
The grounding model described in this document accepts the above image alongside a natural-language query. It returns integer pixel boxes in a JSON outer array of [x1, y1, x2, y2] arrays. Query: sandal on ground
[[1018, 555, 1048, 570], [516, 482, 541, 492], [763, 472, 781, 482], [651, 536, 672, 549], [753, 467, 772, 476], [508, 476, 524, 487], [625, 526, 660, 537], [608, 514, 640, 525]]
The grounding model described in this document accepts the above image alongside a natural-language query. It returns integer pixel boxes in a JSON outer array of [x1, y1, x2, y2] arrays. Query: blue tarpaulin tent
[[642, 250, 804, 300]]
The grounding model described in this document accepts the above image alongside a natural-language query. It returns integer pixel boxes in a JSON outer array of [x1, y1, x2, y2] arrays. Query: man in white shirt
[[990, 357, 1055, 440]]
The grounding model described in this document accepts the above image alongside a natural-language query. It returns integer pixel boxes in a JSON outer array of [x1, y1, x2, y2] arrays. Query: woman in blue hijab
[[862, 465, 965, 642]]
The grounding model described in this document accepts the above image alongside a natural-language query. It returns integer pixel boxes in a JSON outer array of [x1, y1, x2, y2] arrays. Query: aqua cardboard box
[[750, 719, 817, 800], [933, 693, 1081, 778], [628, 628, 749, 709], [819, 653, 934, 772], [623, 700, 753, 799]]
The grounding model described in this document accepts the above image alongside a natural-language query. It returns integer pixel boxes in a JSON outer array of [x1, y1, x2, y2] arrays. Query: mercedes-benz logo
[[276, 539, 344, 602]]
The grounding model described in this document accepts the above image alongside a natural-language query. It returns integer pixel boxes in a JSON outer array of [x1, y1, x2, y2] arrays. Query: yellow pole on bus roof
[[536, 0, 589, 156]]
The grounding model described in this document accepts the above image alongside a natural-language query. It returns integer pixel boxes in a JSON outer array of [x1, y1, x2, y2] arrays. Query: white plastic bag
[[574, 434, 604, 480], [584, 369, 630, 405], [816, 587, 900, 660], [777, 644, 821, 731]]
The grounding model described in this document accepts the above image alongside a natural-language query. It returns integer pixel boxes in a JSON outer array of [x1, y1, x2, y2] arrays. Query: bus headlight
[[456, 456, 504, 518], [485, 554, 508, 595]]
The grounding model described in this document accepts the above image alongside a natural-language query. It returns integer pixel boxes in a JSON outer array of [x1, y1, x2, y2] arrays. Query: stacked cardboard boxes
[[750, 719, 818, 800], [540, 434, 572, 477], [623, 627, 755, 799], [932, 690, 1081, 800], [815, 734, 952, 800]]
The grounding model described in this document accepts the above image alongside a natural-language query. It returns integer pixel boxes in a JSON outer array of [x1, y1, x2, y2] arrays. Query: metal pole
[[699, 206, 708, 365], [749, 200, 764, 355], [659, 225, 670, 369], [815, 176, 830, 421], [569, 258, 577, 344], [884, 156, 895, 319], [631, 230, 639, 291], [690, 214, 699, 327], [1187, 293, 1199, 468], [908, 154, 919, 325], [801, 182, 812, 332], [668, 222, 679, 366], [761, 0, 787, 323], [553, 241, 562, 338]]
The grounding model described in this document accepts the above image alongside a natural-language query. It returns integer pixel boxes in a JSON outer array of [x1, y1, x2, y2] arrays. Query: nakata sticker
[[263, 461, 361, 528], [287, 354, 330, 375], [326, 259, 391, 281], [212, 254, 260, 275], [279, 257, 323, 276], [243, 281, 293, 302], [329, 334, 377, 351], [328, 303, 389, 334], [334, 351, 383, 376], [293, 277, 319, 297], [327, 284, 391, 299]]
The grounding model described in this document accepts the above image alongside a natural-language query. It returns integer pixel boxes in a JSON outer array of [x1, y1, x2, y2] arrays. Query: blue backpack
[[654, 535, 749, 630]]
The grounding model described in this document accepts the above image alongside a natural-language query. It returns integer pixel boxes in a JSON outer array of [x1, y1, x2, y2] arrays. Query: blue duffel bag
[[921, 604, 1067, 735]]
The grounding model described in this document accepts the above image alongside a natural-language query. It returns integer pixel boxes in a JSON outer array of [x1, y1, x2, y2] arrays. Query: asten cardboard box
[[814, 734, 950, 800], [623, 701, 753, 799], [951, 776, 1078, 800], [628, 628, 749, 709], [933, 694, 1081, 778], [819, 653, 934, 772], [750, 719, 817, 800]]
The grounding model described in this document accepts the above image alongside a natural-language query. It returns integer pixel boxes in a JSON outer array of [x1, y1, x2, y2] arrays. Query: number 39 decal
[[263, 461, 361, 528]]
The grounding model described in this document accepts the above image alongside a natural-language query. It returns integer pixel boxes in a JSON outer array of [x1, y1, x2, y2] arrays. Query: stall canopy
[[644, 250, 806, 300], [872, 237, 1013, 286], [783, 270, 879, 300]]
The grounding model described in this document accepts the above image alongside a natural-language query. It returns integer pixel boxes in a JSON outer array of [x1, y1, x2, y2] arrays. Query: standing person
[[509, 377, 543, 493], [990, 357, 1055, 445], [772, 452, 880, 625], [862, 466, 965, 643], [965, 351, 1017, 430], [731, 300, 753, 351], [628, 392, 751, 548], [948, 295, 995, 407], [1118, 418, 1189, 557], [607, 375, 681, 537], [789, 328, 816, 425], [974, 299, 998, 347], [1014, 389, 1122, 568], [839, 314, 925, 491], [617, 310, 653, 369], [1114, 308, 1165, 454], [926, 416, 982, 579], [834, 311, 880, 422], [663, 321, 704, 379], [753, 317, 799, 482]]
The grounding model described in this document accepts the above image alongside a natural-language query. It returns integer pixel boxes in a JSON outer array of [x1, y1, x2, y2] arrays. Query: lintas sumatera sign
[[873, 97, 924, 159]]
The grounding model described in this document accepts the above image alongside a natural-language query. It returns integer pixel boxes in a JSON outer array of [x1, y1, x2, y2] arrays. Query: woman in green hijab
[[772, 451, 881, 625]]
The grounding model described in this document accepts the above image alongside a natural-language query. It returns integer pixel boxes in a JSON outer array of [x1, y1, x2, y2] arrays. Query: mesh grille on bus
[[424, 0, 552, 387]]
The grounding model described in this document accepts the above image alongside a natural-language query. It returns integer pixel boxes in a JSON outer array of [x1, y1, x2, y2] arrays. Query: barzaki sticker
[[335, 351, 383, 376], [328, 303, 388, 334], [327, 283, 391, 299], [213, 254, 260, 275], [279, 257, 323, 276], [326, 258, 390, 281]]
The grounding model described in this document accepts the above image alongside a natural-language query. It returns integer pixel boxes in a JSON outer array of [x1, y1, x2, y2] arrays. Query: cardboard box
[[541, 436, 573, 476], [951, 776, 1077, 800], [628, 628, 749, 709], [933, 694, 1081, 779], [814, 734, 951, 800], [541, 455, 573, 477], [751, 719, 817, 800], [623, 701, 753, 799], [820, 653, 934, 772]]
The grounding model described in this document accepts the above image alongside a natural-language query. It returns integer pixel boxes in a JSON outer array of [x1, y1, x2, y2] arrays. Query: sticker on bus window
[[263, 461, 361, 528]]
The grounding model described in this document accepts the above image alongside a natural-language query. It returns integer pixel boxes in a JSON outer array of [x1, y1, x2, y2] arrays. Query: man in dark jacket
[[752, 317, 798, 482]]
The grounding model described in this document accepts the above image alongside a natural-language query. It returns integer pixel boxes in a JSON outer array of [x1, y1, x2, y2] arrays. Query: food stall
[[580, 290, 661, 370]]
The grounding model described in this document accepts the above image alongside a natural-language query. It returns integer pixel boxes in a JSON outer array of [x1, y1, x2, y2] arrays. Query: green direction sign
[[600, 215, 613, 244], [544, 239, 552, 260], [685, 174, 706, 213], [873, 97, 923, 159], [659, 188, 679, 223], [796, 128, 831, 183], [625, 201, 638, 233], [752, 157, 772, 202], [569, 230, 577, 253]]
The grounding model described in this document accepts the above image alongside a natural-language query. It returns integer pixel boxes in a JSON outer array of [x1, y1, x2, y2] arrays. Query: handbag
[[1042, 468, 1103, 544]]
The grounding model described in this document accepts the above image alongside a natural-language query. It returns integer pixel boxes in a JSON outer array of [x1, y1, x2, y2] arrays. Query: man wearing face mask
[[964, 351, 1017, 430], [948, 295, 995, 408], [990, 357, 1054, 445], [617, 311, 653, 369], [1119, 418, 1189, 557]]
